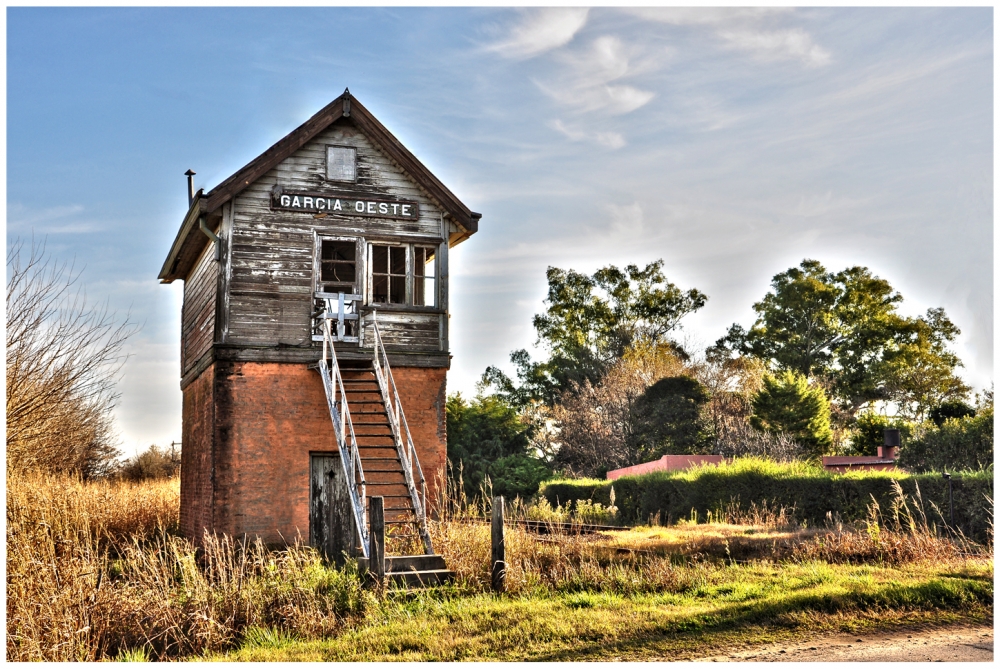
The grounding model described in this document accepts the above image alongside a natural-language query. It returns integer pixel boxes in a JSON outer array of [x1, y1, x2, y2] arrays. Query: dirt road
[[695, 624, 993, 662]]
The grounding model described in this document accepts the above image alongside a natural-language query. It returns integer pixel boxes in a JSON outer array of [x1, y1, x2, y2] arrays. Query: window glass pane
[[390, 246, 406, 275], [389, 276, 405, 304], [413, 276, 424, 305], [372, 275, 388, 303], [372, 245, 388, 274]]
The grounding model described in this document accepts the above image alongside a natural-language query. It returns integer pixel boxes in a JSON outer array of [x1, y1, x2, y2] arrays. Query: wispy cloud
[[549, 119, 625, 149], [487, 8, 589, 60], [535, 36, 655, 115], [627, 7, 792, 27], [625, 7, 830, 67], [718, 28, 830, 66], [7, 203, 105, 234], [607, 202, 644, 235]]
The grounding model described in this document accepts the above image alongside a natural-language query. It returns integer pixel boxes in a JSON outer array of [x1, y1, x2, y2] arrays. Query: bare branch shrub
[[552, 343, 688, 476], [6, 238, 137, 478], [694, 356, 805, 461], [118, 443, 182, 482]]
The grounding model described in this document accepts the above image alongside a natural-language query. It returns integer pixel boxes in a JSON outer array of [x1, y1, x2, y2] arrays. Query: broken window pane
[[414, 246, 436, 307], [319, 240, 356, 294], [315, 239, 358, 340]]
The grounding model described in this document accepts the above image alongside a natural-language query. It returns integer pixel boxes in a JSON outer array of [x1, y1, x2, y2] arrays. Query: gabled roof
[[159, 89, 481, 282]]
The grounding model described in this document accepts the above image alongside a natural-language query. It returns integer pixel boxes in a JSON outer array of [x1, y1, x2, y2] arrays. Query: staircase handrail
[[317, 296, 369, 558], [370, 311, 434, 554]]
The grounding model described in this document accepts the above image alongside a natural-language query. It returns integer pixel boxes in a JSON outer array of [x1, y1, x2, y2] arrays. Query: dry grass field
[[6, 471, 992, 661]]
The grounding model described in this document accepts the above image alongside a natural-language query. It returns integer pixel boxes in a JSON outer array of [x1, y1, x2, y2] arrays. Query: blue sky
[[7, 7, 993, 456]]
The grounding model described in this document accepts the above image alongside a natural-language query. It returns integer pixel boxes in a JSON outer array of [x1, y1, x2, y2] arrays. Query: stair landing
[[357, 553, 455, 587]]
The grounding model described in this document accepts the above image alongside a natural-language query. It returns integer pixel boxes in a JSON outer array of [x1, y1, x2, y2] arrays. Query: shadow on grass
[[530, 577, 993, 661], [940, 572, 993, 583]]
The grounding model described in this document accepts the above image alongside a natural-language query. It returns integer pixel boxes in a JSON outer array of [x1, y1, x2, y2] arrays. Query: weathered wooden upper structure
[[160, 90, 479, 566], [160, 89, 479, 378]]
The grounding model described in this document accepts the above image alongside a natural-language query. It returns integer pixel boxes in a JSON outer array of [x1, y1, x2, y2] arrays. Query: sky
[[6, 7, 994, 457]]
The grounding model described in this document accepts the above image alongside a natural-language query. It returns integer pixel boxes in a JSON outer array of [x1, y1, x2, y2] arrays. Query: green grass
[[206, 558, 992, 661]]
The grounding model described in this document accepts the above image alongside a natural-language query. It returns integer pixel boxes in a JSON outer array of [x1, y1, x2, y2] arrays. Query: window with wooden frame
[[319, 240, 357, 294], [368, 243, 438, 308], [370, 244, 406, 304], [314, 237, 361, 341]]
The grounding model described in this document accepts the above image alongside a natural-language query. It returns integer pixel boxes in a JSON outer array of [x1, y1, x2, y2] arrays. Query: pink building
[[606, 454, 725, 480]]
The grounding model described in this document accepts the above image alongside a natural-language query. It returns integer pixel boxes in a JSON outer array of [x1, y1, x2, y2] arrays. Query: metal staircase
[[314, 293, 451, 585]]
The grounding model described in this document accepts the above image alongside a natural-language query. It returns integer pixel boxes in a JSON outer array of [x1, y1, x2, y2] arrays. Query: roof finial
[[342, 89, 352, 118], [343, 87, 351, 98]]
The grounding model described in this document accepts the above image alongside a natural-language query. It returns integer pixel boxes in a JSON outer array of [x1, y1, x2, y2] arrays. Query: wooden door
[[309, 454, 355, 564]]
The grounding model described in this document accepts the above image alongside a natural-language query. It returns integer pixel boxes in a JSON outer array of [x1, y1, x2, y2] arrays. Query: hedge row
[[540, 458, 993, 542]]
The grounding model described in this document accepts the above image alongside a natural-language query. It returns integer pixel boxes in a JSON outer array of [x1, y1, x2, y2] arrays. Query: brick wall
[[181, 361, 448, 544], [389, 366, 448, 513]]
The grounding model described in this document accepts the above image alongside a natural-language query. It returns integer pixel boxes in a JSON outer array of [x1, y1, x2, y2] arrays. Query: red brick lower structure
[[180, 361, 447, 544]]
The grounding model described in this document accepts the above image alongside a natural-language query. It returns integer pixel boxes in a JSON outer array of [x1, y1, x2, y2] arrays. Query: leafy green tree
[[929, 400, 976, 428], [750, 370, 833, 458], [484, 260, 707, 407], [897, 408, 993, 473], [445, 393, 550, 499], [488, 454, 553, 500], [849, 411, 913, 456], [713, 259, 968, 421], [630, 376, 714, 457]]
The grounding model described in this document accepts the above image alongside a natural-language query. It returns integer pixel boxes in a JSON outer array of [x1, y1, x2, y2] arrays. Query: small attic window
[[326, 146, 356, 182]]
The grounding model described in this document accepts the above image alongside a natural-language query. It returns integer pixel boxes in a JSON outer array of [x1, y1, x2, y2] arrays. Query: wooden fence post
[[491, 496, 506, 593], [369, 496, 385, 587]]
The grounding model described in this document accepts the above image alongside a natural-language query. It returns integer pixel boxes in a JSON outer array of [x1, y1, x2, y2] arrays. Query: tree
[[484, 260, 706, 407], [897, 408, 993, 473], [6, 239, 136, 478], [713, 259, 968, 421], [750, 370, 833, 458], [445, 393, 550, 499], [487, 454, 553, 501], [630, 376, 714, 456], [849, 411, 913, 457], [551, 343, 688, 477], [929, 400, 976, 428]]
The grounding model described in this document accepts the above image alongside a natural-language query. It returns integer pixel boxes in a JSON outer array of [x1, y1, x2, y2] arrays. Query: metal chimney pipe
[[880, 428, 901, 460], [185, 169, 196, 207]]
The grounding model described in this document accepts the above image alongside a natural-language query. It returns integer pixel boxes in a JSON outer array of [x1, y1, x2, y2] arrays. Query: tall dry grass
[[430, 520, 688, 596], [8, 469, 990, 660], [793, 480, 990, 565], [6, 471, 370, 661]]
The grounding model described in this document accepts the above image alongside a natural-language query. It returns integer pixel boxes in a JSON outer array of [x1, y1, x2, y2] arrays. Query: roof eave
[[158, 191, 207, 283]]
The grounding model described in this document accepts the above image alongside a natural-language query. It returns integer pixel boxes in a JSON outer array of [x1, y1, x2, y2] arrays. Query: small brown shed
[[159, 89, 479, 564]]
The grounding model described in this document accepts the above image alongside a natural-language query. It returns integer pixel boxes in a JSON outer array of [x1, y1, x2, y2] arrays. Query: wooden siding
[[225, 118, 448, 354], [362, 311, 441, 350], [182, 240, 218, 374]]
